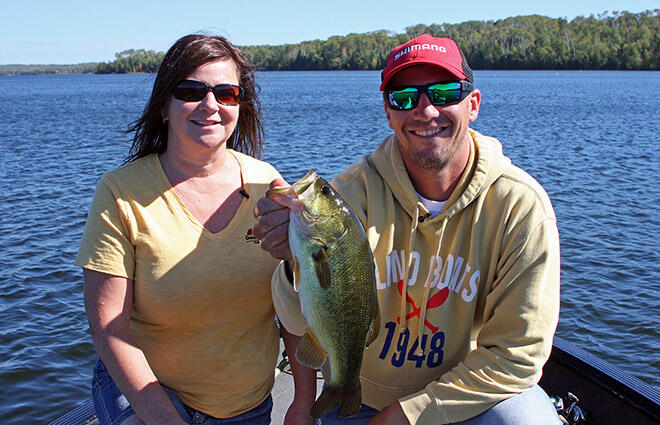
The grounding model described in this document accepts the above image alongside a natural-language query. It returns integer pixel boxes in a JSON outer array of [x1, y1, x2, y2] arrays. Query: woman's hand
[[83, 269, 185, 425]]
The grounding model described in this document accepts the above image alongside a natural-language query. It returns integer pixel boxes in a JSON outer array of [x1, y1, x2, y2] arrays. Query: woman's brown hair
[[126, 34, 263, 162]]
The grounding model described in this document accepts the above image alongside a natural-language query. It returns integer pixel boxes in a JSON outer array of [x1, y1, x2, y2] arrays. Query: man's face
[[384, 65, 480, 172]]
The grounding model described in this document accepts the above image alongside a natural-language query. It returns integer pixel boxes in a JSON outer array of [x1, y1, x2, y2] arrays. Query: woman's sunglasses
[[173, 80, 244, 105], [384, 80, 474, 111]]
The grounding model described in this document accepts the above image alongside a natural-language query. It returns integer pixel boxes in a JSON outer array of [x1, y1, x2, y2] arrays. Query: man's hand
[[367, 402, 410, 425], [253, 178, 294, 261], [283, 400, 316, 425], [281, 326, 317, 425]]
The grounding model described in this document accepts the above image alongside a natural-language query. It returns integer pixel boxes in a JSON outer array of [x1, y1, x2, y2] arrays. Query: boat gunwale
[[546, 336, 660, 420]]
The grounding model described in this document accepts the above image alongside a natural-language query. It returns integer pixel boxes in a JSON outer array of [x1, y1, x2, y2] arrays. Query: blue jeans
[[91, 359, 272, 425], [320, 385, 560, 425]]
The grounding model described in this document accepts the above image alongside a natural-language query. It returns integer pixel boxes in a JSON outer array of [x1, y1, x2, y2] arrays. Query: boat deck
[[48, 337, 660, 425], [48, 341, 323, 425]]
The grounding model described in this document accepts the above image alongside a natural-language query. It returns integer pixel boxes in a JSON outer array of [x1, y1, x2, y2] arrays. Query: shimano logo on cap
[[394, 43, 447, 61]]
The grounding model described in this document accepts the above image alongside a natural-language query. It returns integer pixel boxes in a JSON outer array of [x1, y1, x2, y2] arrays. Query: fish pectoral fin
[[295, 331, 327, 369], [312, 246, 332, 289], [365, 310, 381, 347]]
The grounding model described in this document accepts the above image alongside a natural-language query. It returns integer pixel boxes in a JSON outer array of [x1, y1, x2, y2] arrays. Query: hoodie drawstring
[[397, 205, 450, 356], [413, 216, 449, 356], [397, 205, 419, 333]]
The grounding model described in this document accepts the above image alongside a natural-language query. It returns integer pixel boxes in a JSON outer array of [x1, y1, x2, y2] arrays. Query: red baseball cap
[[380, 34, 473, 91]]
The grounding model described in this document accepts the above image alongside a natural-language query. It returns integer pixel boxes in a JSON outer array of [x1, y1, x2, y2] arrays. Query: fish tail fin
[[337, 383, 362, 418], [311, 384, 362, 419], [311, 386, 341, 418]]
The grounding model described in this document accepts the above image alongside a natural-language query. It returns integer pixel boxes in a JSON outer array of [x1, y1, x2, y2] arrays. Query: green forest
[[243, 10, 658, 71], [0, 63, 97, 76], [95, 49, 163, 73], [1, 10, 657, 76]]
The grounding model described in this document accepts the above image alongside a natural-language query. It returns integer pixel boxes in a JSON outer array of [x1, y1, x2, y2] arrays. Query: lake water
[[1, 70, 658, 422]]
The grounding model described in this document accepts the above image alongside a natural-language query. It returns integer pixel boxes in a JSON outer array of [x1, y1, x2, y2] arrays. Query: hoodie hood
[[365, 128, 513, 350], [369, 129, 511, 221], [273, 127, 560, 422]]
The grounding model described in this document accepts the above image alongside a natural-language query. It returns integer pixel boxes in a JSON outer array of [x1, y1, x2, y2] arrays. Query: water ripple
[[0, 71, 658, 422]]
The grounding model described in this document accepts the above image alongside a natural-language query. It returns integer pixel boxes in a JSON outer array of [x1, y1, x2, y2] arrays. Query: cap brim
[[380, 60, 467, 91]]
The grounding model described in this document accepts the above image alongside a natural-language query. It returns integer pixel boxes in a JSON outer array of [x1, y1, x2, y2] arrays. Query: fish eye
[[321, 186, 331, 195]]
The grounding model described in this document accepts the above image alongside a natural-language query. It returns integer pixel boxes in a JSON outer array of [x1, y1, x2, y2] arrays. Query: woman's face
[[163, 59, 240, 155]]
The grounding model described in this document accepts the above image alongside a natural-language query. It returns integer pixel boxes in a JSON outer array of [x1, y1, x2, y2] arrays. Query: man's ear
[[468, 89, 481, 123], [384, 102, 394, 130]]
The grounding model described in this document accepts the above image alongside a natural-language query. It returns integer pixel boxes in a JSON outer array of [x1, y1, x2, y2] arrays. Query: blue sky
[[0, 0, 656, 64]]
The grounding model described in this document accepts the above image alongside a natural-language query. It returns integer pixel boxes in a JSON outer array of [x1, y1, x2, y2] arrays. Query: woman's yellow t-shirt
[[76, 152, 281, 418]]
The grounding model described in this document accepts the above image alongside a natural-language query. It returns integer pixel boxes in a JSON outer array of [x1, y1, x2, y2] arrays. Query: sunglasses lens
[[173, 81, 242, 105], [386, 81, 470, 110], [213, 86, 242, 105], [173, 81, 207, 101], [427, 82, 462, 105], [388, 88, 418, 110]]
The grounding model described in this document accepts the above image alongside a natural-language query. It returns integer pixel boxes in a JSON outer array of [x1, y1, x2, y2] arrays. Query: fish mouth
[[266, 169, 319, 212], [292, 169, 319, 198], [266, 170, 319, 200]]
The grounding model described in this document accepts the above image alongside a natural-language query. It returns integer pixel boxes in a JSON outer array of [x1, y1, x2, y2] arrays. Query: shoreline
[[2, 68, 659, 77]]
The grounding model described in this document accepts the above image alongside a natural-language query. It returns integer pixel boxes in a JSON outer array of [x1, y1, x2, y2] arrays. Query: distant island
[[1, 10, 657, 76]]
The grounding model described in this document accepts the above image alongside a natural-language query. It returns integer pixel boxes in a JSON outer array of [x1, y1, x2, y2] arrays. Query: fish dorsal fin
[[365, 309, 381, 347], [312, 246, 332, 289], [296, 331, 327, 369]]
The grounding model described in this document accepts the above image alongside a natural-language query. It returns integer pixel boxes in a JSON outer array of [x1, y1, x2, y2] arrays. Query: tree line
[[0, 63, 97, 76], [1, 10, 656, 76], [242, 10, 658, 71], [95, 49, 163, 74]]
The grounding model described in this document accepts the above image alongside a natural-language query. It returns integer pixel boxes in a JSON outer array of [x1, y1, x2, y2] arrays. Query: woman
[[77, 34, 283, 425]]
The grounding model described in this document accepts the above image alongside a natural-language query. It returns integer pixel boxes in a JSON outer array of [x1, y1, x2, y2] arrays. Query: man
[[254, 34, 561, 425]]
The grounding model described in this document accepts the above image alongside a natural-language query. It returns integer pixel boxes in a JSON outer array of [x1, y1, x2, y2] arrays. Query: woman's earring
[[162, 116, 168, 124]]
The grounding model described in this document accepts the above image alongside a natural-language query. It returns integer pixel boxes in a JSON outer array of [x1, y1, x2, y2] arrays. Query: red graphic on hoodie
[[396, 279, 449, 333]]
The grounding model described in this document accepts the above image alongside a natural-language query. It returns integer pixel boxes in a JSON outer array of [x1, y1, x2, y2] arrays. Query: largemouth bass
[[268, 170, 380, 418]]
